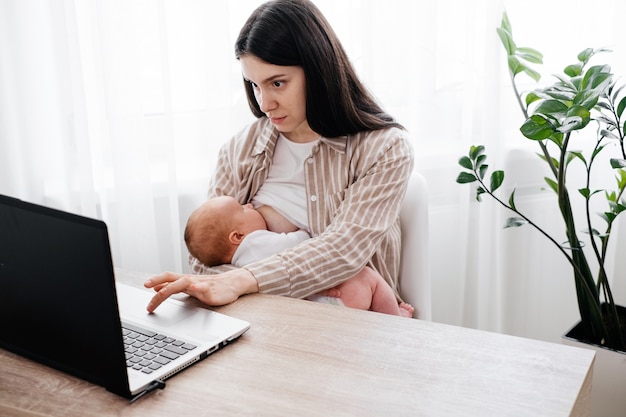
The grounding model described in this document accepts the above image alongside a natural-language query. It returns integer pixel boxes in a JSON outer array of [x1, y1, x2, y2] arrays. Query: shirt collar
[[251, 118, 348, 155], [319, 137, 347, 154], [251, 119, 279, 156]]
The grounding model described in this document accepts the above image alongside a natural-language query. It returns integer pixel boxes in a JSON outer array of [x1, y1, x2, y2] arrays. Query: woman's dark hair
[[235, 0, 403, 138]]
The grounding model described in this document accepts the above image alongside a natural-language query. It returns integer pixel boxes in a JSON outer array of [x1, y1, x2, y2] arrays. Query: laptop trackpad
[[116, 283, 204, 328]]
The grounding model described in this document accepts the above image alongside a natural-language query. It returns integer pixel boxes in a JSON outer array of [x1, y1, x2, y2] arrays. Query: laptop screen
[[0, 195, 130, 397]]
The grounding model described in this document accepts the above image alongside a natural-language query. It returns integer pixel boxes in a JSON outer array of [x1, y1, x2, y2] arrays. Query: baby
[[184, 196, 414, 317]]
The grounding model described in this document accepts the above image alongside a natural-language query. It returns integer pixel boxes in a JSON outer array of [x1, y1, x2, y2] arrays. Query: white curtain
[[2, 0, 625, 344]]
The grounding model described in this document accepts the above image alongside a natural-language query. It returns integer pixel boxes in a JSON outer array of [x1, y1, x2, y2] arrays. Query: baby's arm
[[256, 205, 299, 233]]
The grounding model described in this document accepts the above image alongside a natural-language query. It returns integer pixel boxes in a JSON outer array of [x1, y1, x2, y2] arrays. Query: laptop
[[0, 194, 250, 401]]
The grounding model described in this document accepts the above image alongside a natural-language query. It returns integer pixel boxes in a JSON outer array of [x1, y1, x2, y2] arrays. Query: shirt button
[[310, 195, 317, 202], [307, 158, 314, 164]]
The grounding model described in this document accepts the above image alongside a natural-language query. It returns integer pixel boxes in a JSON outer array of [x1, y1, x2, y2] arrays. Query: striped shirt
[[190, 117, 414, 300]]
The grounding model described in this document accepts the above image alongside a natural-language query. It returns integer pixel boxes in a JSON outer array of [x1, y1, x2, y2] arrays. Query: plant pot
[[562, 306, 626, 417]]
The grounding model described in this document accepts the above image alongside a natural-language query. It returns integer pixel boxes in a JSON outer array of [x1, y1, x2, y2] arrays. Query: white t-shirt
[[231, 229, 310, 267], [252, 134, 318, 230]]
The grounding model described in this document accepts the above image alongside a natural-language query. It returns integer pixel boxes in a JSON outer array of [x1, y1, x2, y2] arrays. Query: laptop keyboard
[[122, 322, 197, 374]]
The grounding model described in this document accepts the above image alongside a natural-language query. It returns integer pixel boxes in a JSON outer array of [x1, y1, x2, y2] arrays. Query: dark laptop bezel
[[0, 194, 132, 398]]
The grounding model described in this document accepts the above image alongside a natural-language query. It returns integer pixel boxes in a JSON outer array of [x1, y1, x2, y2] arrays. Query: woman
[[145, 0, 414, 312]]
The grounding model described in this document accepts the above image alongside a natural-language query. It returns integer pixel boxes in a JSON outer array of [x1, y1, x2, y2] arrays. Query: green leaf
[[553, 74, 577, 91], [581, 228, 601, 236], [525, 92, 541, 106], [490, 170, 505, 192], [500, 12, 512, 37], [557, 105, 591, 133], [579, 188, 591, 199], [608, 200, 626, 215], [570, 75, 583, 92], [564, 64, 582, 77], [601, 129, 619, 140], [578, 188, 601, 199], [521, 66, 541, 82], [534, 99, 569, 118], [610, 158, 626, 169], [558, 117, 583, 133], [600, 212, 617, 224], [469, 145, 485, 160], [458, 155, 473, 170], [548, 132, 564, 147], [478, 164, 488, 180], [508, 188, 517, 210], [577, 48, 595, 63], [456, 172, 477, 184], [611, 83, 624, 102], [544, 177, 558, 193], [544, 89, 576, 102], [476, 186, 486, 202], [592, 144, 607, 159], [520, 114, 555, 140], [497, 28, 515, 57], [617, 95, 626, 119], [582, 66, 612, 90], [507, 55, 523, 76], [573, 89, 600, 110], [606, 190, 617, 202], [563, 151, 578, 168], [616, 169, 626, 188], [596, 115, 616, 128], [504, 217, 528, 228], [570, 150, 587, 165], [517, 47, 543, 64]]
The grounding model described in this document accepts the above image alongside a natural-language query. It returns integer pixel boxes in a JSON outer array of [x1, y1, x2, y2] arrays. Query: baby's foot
[[398, 302, 415, 318]]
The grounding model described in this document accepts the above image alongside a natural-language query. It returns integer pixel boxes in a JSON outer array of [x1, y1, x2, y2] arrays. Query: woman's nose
[[257, 90, 277, 113]]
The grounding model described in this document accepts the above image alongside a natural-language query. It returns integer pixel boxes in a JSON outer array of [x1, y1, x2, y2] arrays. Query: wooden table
[[0, 270, 594, 417]]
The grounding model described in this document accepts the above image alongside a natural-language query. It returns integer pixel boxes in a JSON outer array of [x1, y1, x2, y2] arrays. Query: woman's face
[[240, 54, 318, 143]]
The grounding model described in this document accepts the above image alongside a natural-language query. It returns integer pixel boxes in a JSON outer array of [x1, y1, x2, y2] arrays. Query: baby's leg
[[366, 271, 406, 316], [332, 271, 375, 311], [334, 267, 399, 316], [315, 267, 414, 317]]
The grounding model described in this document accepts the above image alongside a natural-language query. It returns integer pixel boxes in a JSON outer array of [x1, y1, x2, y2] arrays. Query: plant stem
[[556, 131, 609, 343], [510, 73, 558, 178]]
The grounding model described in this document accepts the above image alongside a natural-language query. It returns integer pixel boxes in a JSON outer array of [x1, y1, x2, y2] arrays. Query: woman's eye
[[273, 81, 284, 88]]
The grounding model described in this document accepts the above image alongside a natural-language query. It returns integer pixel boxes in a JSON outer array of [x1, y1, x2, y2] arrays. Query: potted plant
[[456, 12, 626, 415]]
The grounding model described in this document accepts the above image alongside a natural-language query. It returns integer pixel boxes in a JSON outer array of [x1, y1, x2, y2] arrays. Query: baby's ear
[[228, 230, 245, 245]]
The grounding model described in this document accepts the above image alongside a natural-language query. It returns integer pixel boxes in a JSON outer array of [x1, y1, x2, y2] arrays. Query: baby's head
[[185, 196, 267, 266]]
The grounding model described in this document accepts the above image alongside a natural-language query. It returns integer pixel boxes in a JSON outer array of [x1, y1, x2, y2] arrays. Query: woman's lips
[[270, 116, 286, 125]]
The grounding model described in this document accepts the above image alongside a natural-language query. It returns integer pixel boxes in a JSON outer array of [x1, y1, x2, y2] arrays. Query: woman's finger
[[145, 275, 192, 312]]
